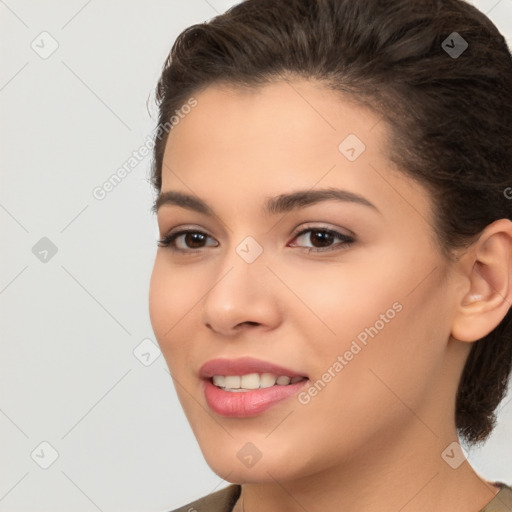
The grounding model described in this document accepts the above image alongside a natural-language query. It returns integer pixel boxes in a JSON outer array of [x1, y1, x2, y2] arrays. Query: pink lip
[[199, 357, 309, 417], [199, 357, 308, 379]]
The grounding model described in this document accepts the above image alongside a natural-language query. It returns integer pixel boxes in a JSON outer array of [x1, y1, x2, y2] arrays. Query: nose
[[201, 249, 282, 337]]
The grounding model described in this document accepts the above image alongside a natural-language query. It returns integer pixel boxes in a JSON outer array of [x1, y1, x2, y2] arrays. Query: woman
[[148, 0, 512, 510]]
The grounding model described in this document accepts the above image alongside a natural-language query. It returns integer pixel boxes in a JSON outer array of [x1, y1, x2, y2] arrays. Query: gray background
[[1, 1, 511, 511]]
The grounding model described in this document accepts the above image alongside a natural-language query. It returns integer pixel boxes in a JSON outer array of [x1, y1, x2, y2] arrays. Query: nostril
[[236, 321, 259, 328]]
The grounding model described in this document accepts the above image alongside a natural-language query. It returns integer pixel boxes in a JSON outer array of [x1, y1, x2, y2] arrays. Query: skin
[[148, 78, 512, 512]]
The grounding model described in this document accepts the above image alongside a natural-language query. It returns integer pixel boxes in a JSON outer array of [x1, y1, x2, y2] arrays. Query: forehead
[[158, 79, 432, 232], [162, 79, 387, 182], [167, 79, 383, 143]]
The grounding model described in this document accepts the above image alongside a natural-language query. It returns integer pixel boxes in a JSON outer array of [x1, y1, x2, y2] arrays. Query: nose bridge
[[201, 233, 278, 333], [218, 229, 268, 283], [208, 234, 268, 306]]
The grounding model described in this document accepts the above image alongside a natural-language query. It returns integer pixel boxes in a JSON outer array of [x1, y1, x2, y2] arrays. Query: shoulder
[[480, 482, 512, 511], [167, 484, 242, 512]]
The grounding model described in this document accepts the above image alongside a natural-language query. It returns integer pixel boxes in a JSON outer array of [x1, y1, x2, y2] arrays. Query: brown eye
[[181, 232, 207, 249], [308, 230, 336, 248], [157, 230, 218, 250], [290, 227, 355, 253]]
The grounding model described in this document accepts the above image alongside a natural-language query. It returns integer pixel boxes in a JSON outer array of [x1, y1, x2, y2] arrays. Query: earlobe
[[451, 219, 512, 343]]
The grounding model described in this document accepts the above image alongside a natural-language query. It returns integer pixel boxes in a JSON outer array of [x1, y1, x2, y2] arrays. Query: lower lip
[[203, 378, 309, 417]]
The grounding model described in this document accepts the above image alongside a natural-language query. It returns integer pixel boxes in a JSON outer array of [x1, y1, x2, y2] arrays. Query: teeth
[[212, 373, 306, 391], [260, 373, 277, 388], [212, 375, 226, 387], [241, 373, 260, 389], [224, 375, 241, 389]]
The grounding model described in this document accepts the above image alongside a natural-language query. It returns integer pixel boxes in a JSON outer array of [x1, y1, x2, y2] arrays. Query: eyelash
[[157, 226, 355, 254]]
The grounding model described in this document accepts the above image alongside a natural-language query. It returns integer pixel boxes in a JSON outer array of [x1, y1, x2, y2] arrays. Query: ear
[[451, 218, 512, 343]]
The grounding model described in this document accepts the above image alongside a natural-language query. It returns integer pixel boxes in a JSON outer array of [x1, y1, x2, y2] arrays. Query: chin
[[205, 457, 290, 484], [201, 440, 318, 485]]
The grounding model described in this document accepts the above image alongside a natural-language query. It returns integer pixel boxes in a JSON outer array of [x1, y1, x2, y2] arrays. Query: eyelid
[[157, 225, 216, 251], [163, 224, 208, 238], [290, 221, 355, 239], [288, 224, 355, 253], [159, 221, 354, 240], [157, 222, 356, 253]]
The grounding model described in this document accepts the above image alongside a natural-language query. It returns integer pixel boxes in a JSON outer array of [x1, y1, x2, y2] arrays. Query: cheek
[[325, 284, 448, 418], [286, 257, 404, 347], [295, 256, 450, 408], [148, 257, 194, 355], [148, 258, 171, 341]]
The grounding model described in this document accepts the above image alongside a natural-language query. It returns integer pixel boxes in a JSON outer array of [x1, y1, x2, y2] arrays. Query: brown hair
[[150, 0, 512, 445]]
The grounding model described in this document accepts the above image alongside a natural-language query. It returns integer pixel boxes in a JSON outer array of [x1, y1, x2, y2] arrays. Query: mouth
[[210, 373, 307, 391], [199, 357, 310, 417]]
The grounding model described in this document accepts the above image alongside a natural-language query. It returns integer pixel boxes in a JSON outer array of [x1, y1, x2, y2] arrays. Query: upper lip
[[199, 357, 308, 379]]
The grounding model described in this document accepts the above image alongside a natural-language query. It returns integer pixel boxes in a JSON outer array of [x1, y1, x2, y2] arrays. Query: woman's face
[[149, 79, 468, 483]]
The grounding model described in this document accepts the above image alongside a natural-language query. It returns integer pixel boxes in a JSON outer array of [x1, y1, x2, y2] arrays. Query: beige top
[[168, 482, 512, 512]]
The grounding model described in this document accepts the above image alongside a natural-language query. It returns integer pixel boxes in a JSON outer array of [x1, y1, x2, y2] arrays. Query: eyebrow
[[152, 188, 379, 216]]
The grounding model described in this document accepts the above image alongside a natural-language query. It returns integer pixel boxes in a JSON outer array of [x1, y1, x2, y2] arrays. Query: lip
[[199, 357, 309, 417], [203, 378, 309, 417], [199, 357, 308, 379]]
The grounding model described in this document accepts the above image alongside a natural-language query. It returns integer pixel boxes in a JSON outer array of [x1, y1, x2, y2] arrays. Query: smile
[[212, 373, 307, 391], [200, 357, 310, 416]]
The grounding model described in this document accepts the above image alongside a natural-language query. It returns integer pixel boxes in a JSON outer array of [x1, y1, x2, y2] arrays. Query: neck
[[235, 422, 498, 512]]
